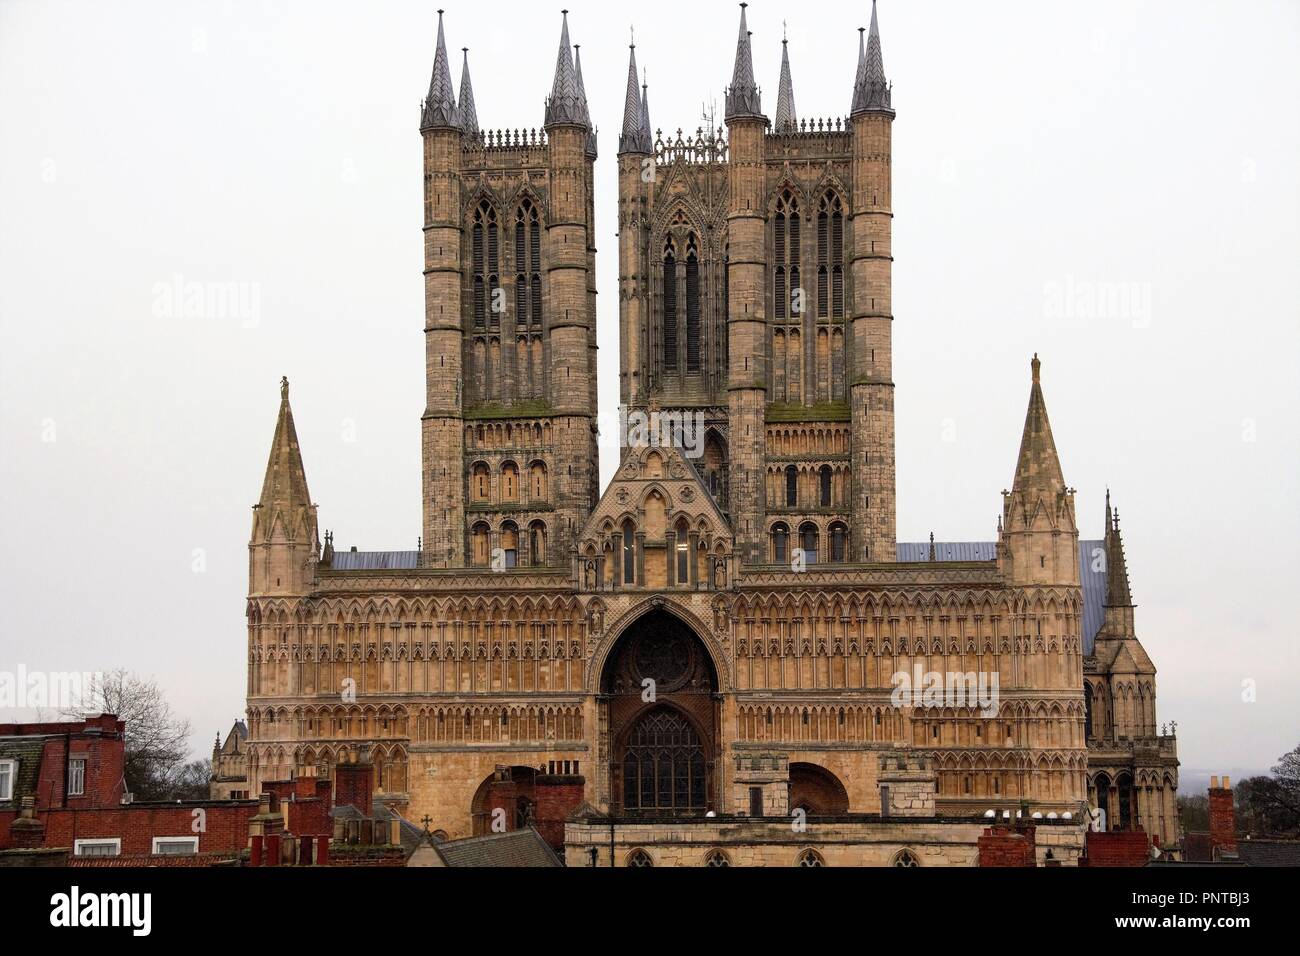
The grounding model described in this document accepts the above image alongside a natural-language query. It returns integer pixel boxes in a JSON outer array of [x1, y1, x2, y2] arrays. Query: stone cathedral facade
[[242, 5, 1180, 865]]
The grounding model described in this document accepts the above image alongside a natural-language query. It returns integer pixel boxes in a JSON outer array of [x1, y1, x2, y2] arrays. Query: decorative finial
[[630, 25, 634, 48], [280, 376, 289, 400], [1031, 353, 1041, 384], [783, 20, 788, 42]]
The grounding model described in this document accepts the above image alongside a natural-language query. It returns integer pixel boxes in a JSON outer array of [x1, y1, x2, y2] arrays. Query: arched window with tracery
[[796, 848, 825, 867], [662, 236, 678, 371], [704, 849, 731, 867], [892, 849, 920, 867], [626, 848, 654, 867], [620, 707, 708, 814]]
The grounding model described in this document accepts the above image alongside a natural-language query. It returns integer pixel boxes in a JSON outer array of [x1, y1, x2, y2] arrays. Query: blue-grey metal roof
[[327, 550, 421, 571], [896, 541, 998, 562], [1078, 539, 1106, 655], [325, 540, 1108, 653], [898, 539, 1107, 655]]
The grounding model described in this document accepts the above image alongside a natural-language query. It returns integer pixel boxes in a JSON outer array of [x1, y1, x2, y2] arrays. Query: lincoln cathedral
[[242, 3, 1180, 865]]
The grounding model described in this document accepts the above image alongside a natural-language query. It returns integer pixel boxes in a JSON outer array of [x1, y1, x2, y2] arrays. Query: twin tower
[[419, 3, 897, 573]]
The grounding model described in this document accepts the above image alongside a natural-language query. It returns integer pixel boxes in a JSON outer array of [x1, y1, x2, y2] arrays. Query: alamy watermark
[[151, 273, 261, 328], [1043, 274, 1151, 329], [0, 665, 102, 711], [890, 665, 1000, 717], [615, 405, 705, 459]]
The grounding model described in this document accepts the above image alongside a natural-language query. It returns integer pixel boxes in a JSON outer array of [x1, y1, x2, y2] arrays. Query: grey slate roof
[[1235, 840, 1300, 867], [432, 827, 562, 867]]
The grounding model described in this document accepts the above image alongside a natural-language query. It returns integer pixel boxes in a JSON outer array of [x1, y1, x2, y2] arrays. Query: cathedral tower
[[419, 10, 598, 569], [849, 1, 897, 561], [724, 3, 769, 563], [619, 3, 899, 568]]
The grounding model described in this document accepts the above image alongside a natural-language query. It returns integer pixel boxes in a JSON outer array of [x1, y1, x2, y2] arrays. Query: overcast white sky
[[1, 0, 1296, 779]]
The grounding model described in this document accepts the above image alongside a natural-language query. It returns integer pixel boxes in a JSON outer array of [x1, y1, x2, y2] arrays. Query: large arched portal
[[789, 762, 850, 815], [601, 608, 720, 815]]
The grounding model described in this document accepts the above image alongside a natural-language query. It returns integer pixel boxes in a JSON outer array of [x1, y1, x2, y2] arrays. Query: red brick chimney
[[1208, 775, 1237, 857], [8, 798, 46, 849]]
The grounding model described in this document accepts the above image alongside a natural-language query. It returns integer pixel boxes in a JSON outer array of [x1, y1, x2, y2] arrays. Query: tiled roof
[[1236, 840, 1300, 867], [896, 541, 997, 562], [433, 828, 561, 867], [327, 550, 420, 571], [0, 739, 45, 807]]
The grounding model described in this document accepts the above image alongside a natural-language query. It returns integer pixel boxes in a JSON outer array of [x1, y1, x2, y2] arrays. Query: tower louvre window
[[471, 201, 498, 331], [515, 200, 542, 331], [785, 465, 798, 507], [685, 234, 700, 372], [817, 209, 829, 317], [662, 238, 678, 371]]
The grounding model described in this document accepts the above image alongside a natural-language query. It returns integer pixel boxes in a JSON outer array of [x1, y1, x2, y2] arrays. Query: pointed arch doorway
[[600, 608, 720, 815]]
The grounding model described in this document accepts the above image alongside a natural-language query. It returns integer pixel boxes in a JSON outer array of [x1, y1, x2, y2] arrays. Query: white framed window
[[152, 836, 199, 856], [0, 759, 15, 801], [74, 838, 121, 857], [68, 756, 86, 796]]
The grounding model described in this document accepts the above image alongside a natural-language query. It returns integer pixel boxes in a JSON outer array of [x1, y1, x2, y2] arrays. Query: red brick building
[[0, 714, 255, 861]]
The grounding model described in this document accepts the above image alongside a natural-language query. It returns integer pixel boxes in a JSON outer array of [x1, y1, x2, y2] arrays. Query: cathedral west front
[[243, 3, 1180, 865]]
